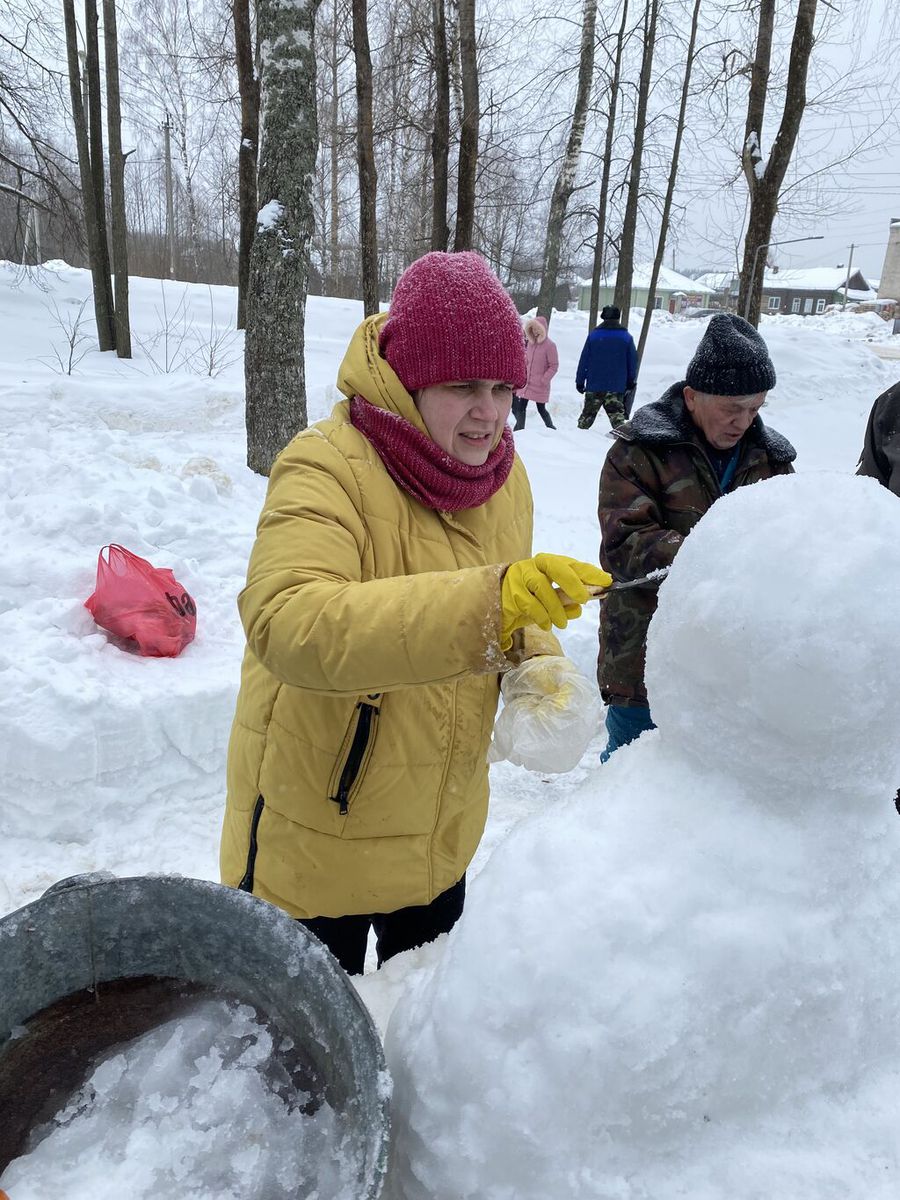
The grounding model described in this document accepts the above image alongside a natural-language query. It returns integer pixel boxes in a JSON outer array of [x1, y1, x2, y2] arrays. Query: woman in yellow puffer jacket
[[220, 251, 610, 974]]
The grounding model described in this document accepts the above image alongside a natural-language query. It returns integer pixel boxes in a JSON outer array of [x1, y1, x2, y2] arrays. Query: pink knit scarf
[[350, 395, 515, 512]]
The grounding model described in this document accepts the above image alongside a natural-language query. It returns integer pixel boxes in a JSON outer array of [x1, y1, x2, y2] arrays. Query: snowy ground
[[1, 262, 897, 1194]]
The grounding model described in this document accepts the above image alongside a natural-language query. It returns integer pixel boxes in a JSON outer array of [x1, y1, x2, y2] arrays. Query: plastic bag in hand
[[488, 656, 601, 773]]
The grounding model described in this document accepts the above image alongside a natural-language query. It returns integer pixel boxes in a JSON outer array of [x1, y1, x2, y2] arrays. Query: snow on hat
[[379, 251, 527, 393], [685, 313, 776, 397]]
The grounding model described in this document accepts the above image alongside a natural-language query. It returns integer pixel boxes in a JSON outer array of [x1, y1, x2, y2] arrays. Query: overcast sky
[[673, 0, 897, 282]]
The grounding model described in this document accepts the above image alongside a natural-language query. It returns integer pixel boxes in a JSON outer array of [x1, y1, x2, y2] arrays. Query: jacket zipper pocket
[[330, 696, 381, 816], [238, 794, 265, 892]]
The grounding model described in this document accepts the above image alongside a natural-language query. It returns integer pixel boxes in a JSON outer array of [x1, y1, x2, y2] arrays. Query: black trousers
[[512, 395, 555, 429], [300, 876, 466, 976]]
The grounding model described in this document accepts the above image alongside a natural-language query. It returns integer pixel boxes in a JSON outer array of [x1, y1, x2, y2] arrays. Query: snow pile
[[0, 998, 357, 1200], [762, 307, 895, 342], [385, 473, 900, 1199], [0, 266, 265, 901]]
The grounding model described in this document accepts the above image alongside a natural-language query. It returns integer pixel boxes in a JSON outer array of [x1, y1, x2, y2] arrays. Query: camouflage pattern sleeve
[[856, 389, 900, 490], [598, 442, 685, 581]]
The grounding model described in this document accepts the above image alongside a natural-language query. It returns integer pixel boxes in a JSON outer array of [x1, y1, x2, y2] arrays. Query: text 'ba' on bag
[[84, 544, 197, 658]]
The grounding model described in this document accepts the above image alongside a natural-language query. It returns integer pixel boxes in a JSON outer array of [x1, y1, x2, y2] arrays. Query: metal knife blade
[[555, 567, 670, 607]]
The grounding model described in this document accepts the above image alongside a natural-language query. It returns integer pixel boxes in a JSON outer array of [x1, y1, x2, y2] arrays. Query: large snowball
[[386, 734, 900, 1197], [386, 739, 900, 1198], [646, 472, 900, 798]]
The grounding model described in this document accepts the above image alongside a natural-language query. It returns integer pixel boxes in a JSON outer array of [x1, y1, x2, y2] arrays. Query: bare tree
[[737, 0, 818, 326], [0, 8, 84, 251], [62, 0, 115, 350], [587, 0, 629, 330], [535, 0, 597, 322], [85, 0, 117, 331], [352, 0, 378, 313], [431, 0, 450, 251], [233, 0, 259, 328], [364, 0, 432, 290], [244, 0, 324, 474], [613, 0, 659, 328], [326, 0, 345, 289], [453, 0, 478, 250], [636, 0, 703, 364], [103, 0, 131, 357], [123, 0, 225, 279]]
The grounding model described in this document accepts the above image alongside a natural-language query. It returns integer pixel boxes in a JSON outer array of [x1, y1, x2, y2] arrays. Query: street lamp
[[744, 235, 825, 320]]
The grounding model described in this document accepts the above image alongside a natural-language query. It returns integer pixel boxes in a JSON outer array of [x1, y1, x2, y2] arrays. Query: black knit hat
[[600, 305, 620, 321], [685, 313, 776, 396]]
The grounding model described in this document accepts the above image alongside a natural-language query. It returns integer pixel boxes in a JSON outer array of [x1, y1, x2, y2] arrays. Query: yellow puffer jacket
[[221, 314, 558, 918]]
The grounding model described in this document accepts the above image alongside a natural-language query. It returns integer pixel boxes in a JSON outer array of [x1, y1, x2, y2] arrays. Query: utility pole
[[162, 113, 175, 278], [841, 243, 855, 310]]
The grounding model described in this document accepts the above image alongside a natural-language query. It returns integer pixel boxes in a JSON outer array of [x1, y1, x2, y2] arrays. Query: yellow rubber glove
[[500, 553, 613, 650]]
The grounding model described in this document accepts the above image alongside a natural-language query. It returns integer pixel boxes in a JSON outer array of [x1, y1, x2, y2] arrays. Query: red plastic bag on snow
[[85, 544, 197, 657]]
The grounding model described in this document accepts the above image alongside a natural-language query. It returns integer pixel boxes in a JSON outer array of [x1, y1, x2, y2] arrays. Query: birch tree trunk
[[453, 0, 478, 250], [737, 0, 818, 326], [62, 0, 116, 351], [245, 0, 323, 475], [431, 0, 451, 251], [535, 0, 597, 322], [588, 0, 628, 330], [636, 0, 702, 365], [103, 0, 131, 357], [613, 0, 659, 328], [233, 0, 259, 329], [352, 0, 379, 315], [171, 93, 202, 276]]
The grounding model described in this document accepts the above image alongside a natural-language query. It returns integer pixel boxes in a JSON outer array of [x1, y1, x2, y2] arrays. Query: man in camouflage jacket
[[598, 314, 796, 758], [857, 380, 900, 497]]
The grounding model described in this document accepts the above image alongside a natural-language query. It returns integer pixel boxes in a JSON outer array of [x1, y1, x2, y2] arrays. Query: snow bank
[[385, 472, 900, 1199], [762, 308, 895, 343]]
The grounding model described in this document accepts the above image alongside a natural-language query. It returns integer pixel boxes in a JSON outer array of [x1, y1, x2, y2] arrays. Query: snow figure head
[[646, 471, 900, 799]]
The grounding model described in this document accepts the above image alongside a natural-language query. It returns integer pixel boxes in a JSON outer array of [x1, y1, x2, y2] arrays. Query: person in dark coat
[[576, 305, 638, 430], [597, 313, 796, 760], [857, 381, 900, 496]]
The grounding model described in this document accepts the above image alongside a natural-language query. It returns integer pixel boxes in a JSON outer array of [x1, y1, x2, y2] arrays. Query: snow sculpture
[[386, 472, 900, 1200], [647, 472, 900, 797]]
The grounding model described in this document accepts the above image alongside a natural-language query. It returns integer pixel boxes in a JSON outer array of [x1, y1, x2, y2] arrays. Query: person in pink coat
[[512, 316, 559, 430]]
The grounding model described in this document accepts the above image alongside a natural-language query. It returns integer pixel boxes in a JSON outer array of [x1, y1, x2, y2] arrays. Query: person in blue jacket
[[576, 305, 638, 430]]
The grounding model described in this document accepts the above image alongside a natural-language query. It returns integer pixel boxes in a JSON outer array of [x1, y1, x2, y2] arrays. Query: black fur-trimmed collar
[[616, 381, 796, 463]]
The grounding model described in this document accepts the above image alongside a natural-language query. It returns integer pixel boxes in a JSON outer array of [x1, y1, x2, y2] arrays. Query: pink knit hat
[[379, 251, 527, 392]]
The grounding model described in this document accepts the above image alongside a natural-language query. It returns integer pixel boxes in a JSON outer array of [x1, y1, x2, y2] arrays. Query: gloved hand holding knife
[[554, 566, 670, 608]]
